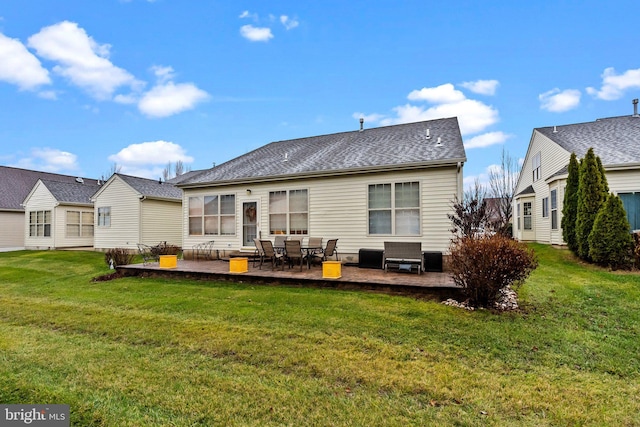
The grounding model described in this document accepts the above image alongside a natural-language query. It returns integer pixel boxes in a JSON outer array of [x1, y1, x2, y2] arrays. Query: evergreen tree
[[561, 152, 580, 254], [596, 155, 609, 193], [588, 193, 633, 269], [575, 148, 607, 260]]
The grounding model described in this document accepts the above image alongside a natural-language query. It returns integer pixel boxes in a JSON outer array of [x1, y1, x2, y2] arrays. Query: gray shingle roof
[[117, 174, 182, 200], [40, 179, 100, 205], [179, 118, 466, 186], [0, 166, 98, 211], [516, 185, 535, 196], [536, 115, 640, 166]]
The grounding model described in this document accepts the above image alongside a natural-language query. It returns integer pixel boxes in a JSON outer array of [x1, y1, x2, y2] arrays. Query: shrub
[[589, 194, 633, 270], [104, 248, 135, 268], [561, 152, 580, 254], [449, 234, 537, 308], [633, 232, 640, 269], [576, 148, 607, 260], [448, 196, 489, 239]]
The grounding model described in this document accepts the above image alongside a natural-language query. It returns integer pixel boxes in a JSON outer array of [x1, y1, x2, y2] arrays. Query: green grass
[[0, 245, 639, 426]]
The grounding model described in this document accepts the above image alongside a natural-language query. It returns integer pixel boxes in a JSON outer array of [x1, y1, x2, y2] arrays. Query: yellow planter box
[[159, 255, 177, 269], [230, 257, 248, 273], [322, 261, 342, 279]]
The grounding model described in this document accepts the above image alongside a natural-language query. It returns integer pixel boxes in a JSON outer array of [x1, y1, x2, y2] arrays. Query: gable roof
[[179, 118, 466, 187], [536, 115, 640, 166], [38, 179, 101, 205], [0, 166, 98, 212], [114, 174, 182, 200]]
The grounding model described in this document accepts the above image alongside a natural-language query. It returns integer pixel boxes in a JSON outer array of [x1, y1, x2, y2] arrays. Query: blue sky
[[1, 1, 640, 187]]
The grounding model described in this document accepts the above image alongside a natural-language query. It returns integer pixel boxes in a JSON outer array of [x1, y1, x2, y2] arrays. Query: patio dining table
[[275, 245, 323, 269]]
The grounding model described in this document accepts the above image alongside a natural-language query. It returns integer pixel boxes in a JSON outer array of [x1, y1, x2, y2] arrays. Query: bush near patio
[[449, 234, 537, 308]]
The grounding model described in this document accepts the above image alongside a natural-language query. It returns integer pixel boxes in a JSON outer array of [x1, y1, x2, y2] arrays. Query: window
[[619, 192, 640, 231], [29, 210, 51, 237], [532, 152, 541, 182], [550, 189, 558, 230], [66, 210, 94, 237], [542, 197, 549, 218], [98, 207, 111, 227], [189, 194, 236, 236], [368, 181, 420, 235], [523, 202, 532, 230], [269, 189, 308, 235]]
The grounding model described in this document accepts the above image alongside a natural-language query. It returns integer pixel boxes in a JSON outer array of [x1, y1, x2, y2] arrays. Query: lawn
[[0, 245, 639, 426]]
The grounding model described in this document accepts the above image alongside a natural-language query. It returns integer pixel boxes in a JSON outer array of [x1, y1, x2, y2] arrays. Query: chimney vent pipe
[[359, 117, 364, 131], [633, 98, 639, 117]]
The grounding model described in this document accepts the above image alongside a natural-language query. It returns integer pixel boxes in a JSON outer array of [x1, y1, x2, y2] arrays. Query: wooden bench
[[383, 241, 423, 275]]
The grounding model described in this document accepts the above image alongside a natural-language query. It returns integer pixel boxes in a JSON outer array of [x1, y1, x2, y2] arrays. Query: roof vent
[[633, 98, 639, 117], [425, 128, 431, 139], [75, 177, 84, 183], [359, 117, 364, 131], [284, 152, 289, 162], [553, 125, 558, 133], [436, 137, 442, 147]]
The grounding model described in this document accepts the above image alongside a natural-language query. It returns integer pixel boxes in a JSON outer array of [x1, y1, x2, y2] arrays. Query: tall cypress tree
[[596, 155, 609, 193], [575, 148, 607, 260], [588, 193, 633, 269], [562, 152, 580, 254]]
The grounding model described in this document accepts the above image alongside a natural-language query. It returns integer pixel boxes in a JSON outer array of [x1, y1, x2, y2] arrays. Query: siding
[[23, 182, 56, 249], [140, 199, 183, 247], [182, 165, 462, 259], [93, 177, 141, 250], [0, 211, 25, 248], [53, 206, 94, 248]]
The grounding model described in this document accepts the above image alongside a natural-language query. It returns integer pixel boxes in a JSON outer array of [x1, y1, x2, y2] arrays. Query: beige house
[[514, 107, 640, 244], [176, 118, 466, 263], [91, 173, 183, 251], [0, 166, 98, 250], [22, 179, 100, 250]]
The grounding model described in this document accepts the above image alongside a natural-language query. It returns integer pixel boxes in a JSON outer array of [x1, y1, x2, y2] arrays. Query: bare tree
[[162, 162, 172, 181], [101, 163, 122, 181], [488, 148, 519, 235], [175, 160, 184, 176]]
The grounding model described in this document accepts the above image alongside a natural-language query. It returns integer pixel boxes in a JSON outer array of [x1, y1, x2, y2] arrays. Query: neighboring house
[[22, 178, 100, 250], [0, 166, 98, 249], [176, 118, 466, 262], [91, 173, 183, 251], [513, 105, 640, 244]]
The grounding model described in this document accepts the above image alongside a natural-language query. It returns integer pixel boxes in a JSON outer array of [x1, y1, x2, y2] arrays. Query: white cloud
[[460, 79, 499, 96], [108, 140, 194, 178], [586, 67, 640, 101], [0, 32, 51, 90], [464, 131, 511, 149], [151, 65, 176, 84], [240, 24, 274, 42], [138, 81, 209, 118], [407, 83, 465, 103], [27, 21, 139, 100], [539, 88, 581, 112], [37, 90, 58, 100], [12, 147, 79, 173], [280, 15, 299, 30], [239, 10, 258, 20]]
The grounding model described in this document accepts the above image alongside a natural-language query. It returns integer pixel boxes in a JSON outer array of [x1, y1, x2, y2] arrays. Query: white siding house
[[92, 174, 183, 251], [514, 109, 640, 244], [0, 166, 98, 250], [22, 179, 99, 250], [177, 118, 466, 263]]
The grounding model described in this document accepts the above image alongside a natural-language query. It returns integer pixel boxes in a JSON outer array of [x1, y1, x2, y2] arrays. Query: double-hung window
[[368, 181, 420, 235], [550, 189, 558, 230], [29, 210, 51, 237], [532, 152, 541, 182], [189, 194, 236, 236], [66, 210, 94, 237], [97, 207, 111, 227], [542, 197, 549, 218], [523, 202, 532, 230], [269, 189, 308, 235]]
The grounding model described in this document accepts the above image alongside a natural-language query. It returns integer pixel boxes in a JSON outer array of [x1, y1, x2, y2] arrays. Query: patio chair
[[284, 239, 304, 271], [193, 240, 216, 260], [274, 235, 287, 252], [253, 238, 265, 268], [260, 240, 284, 270], [137, 243, 159, 265], [310, 238, 339, 265]]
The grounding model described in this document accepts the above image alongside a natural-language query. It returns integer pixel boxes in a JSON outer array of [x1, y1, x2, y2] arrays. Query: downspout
[[139, 195, 146, 246]]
